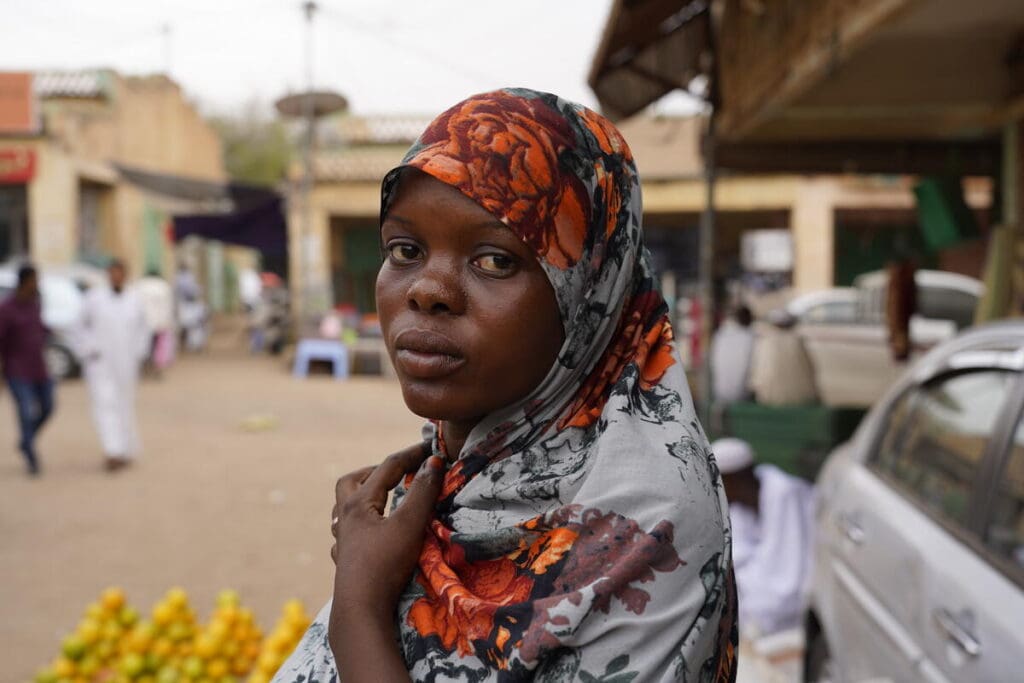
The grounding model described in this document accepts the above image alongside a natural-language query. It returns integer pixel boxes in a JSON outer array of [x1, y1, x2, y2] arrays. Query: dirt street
[[0, 329, 423, 681]]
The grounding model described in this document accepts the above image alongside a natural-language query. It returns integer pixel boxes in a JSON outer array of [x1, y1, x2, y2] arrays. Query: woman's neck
[[440, 419, 479, 461]]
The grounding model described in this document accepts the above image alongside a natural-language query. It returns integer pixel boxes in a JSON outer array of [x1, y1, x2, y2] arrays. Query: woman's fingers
[[391, 456, 445, 527], [335, 466, 375, 501], [360, 442, 431, 513]]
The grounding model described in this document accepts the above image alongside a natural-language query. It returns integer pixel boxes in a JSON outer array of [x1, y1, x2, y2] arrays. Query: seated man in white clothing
[[713, 437, 815, 637]]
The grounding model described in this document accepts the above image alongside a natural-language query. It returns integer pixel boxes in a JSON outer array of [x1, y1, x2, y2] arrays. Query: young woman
[[274, 89, 736, 682]]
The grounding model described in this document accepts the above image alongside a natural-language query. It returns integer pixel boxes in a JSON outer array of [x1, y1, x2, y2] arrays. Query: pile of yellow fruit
[[34, 587, 312, 683]]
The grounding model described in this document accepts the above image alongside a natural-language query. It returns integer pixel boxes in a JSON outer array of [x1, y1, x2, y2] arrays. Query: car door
[[824, 365, 1020, 682], [918, 407, 1024, 681]]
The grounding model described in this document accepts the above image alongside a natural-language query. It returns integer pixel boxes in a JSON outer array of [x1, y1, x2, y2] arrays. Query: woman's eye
[[474, 253, 516, 275], [387, 243, 421, 264]]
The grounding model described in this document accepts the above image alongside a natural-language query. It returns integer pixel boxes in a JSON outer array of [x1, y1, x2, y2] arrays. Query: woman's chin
[[398, 383, 484, 425]]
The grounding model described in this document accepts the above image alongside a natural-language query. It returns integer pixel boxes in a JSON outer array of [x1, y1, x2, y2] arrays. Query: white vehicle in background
[[0, 266, 92, 379], [855, 268, 985, 343], [805, 323, 1024, 682], [787, 270, 985, 407], [785, 288, 860, 325]]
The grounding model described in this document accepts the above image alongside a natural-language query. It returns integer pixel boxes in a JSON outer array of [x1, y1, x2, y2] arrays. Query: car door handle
[[932, 608, 981, 658], [835, 512, 865, 545]]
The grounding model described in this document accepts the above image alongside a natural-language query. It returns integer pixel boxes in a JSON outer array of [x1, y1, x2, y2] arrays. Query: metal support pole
[[1005, 121, 1021, 230], [698, 117, 716, 425], [300, 0, 318, 326]]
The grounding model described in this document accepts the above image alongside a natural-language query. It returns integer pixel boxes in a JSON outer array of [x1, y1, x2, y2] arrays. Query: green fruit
[[167, 622, 190, 642], [215, 589, 241, 608], [119, 606, 140, 627], [145, 652, 163, 673], [156, 667, 180, 683], [119, 652, 146, 677], [79, 656, 100, 677], [61, 635, 88, 661], [95, 640, 115, 660], [182, 656, 204, 679]]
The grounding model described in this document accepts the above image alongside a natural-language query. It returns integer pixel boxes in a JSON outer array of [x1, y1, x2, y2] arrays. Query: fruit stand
[[34, 587, 311, 683]]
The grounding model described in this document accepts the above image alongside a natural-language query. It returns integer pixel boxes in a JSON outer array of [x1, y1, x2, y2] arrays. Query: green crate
[[722, 403, 867, 480]]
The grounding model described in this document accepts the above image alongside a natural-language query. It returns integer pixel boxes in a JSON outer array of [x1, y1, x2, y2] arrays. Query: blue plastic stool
[[292, 339, 350, 380]]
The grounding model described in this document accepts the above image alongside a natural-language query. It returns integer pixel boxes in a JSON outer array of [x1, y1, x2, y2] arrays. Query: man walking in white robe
[[76, 260, 150, 471]]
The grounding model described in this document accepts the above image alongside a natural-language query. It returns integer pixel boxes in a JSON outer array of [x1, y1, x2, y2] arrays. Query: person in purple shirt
[[0, 264, 54, 476]]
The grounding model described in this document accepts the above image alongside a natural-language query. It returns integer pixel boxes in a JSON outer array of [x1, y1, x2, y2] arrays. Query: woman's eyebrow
[[472, 220, 512, 235], [382, 214, 414, 226]]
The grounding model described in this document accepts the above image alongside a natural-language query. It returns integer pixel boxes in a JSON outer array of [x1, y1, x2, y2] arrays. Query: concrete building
[[290, 113, 990, 325], [589, 0, 1018, 316], [0, 70, 255, 297]]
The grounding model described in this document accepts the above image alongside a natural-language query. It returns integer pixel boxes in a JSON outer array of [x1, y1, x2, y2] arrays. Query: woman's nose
[[406, 259, 465, 315]]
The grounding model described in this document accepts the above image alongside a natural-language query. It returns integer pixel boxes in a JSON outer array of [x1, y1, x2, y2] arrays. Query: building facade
[[0, 70, 241, 281], [290, 113, 990, 323]]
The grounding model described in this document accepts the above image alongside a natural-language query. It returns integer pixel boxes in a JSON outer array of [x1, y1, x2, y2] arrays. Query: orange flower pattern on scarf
[[274, 89, 736, 683]]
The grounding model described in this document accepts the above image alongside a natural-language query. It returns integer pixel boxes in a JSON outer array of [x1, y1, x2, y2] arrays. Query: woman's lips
[[395, 349, 466, 379], [393, 329, 466, 379]]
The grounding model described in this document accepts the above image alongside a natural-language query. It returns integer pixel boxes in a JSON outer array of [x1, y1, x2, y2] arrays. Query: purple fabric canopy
[[173, 188, 287, 257]]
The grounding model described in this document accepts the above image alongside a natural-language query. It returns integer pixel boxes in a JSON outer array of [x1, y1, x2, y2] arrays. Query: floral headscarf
[[275, 89, 736, 683]]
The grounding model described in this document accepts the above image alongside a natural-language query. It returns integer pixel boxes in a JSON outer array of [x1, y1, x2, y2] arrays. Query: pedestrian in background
[[710, 304, 756, 403], [175, 264, 207, 352], [76, 260, 149, 472], [748, 310, 818, 406], [713, 437, 815, 637], [0, 264, 54, 476], [135, 269, 175, 376]]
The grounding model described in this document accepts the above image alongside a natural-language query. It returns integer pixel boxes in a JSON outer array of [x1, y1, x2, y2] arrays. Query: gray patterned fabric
[[274, 89, 736, 683]]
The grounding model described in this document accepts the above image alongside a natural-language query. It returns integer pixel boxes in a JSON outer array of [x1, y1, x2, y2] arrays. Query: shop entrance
[[0, 183, 29, 261]]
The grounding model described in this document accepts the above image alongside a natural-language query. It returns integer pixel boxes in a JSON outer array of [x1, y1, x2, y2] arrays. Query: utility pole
[[275, 0, 345, 327], [300, 1, 317, 325], [698, 116, 716, 426], [161, 23, 173, 75]]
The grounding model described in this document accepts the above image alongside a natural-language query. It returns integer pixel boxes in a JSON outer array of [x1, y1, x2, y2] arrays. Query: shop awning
[[588, 0, 713, 121], [590, 0, 1014, 176], [173, 186, 288, 257], [116, 163, 232, 213], [114, 163, 288, 257]]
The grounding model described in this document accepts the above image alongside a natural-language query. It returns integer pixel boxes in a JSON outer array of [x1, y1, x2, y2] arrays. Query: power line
[[316, 4, 501, 89]]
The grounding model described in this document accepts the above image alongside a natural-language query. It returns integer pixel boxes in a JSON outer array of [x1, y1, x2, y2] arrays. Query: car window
[[803, 301, 858, 324], [917, 287, 979, 329], [986, 421, 1024, 570], [872, 370, 1017, 527]]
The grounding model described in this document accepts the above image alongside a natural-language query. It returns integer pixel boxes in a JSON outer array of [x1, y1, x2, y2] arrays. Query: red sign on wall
[[0, 148, 36, 184], [0, 72, 36, 134]]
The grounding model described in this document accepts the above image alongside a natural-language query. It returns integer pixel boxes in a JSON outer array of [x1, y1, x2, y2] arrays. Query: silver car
[[806, 323, 1024, 683]]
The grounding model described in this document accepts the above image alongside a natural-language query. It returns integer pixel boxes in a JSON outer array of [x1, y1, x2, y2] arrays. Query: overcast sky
[[2, 0, 701, 119]]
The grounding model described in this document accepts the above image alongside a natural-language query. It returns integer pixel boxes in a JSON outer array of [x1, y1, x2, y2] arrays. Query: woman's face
[[376, 170, 564, 425]]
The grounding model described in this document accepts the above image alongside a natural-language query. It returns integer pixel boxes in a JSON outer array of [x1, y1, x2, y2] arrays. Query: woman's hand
[[327, 442, 444, 679]]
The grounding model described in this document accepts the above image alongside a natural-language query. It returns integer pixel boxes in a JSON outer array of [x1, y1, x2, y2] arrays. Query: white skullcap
[[712, 438, 755, 474]]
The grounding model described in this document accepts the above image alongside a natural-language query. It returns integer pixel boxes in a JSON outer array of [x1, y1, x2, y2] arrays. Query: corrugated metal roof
[[313, 146, 410, 182], [329, 116, 431, 145], [589, 0, 712, 120], [34, 70, 110, 100]]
